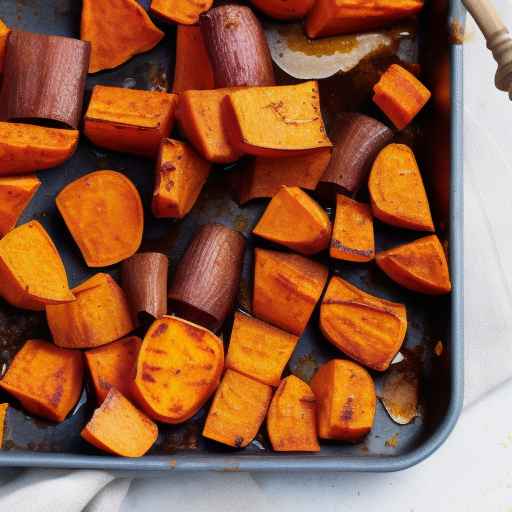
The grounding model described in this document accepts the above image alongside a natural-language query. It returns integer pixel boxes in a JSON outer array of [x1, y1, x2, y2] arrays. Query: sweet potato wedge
[[202, 369, 272, 448], [81, 0, 164, 73], [369, 144, 434, 232], [0, 122, 79, 176], [84, 85, 178, 158], [0, 403, 8, 447], [0, 220, 74, 311], [152, 139, 211, 219], [253, 186, 331, 255], [46, 273, 135, 349], [85, 336, 142, 404], [253, 249, 328, 336], [132, 316, 224, 424], [330, 195, 374, 262], [151, 0, 213, 25], [0, 19, 10, 73], [320, 276, 407, 371], [267, 375, 320, 452], [0, 339, 84, 422], [251, 0, 315, 19], [376, 235, 451, 294], [81, 388, 158, 457], [56, 170, 143, 267]]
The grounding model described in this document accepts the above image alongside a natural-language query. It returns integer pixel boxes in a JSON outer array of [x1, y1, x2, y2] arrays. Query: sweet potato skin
[[251, 0, 315, 19], [0, 19, 9, 73], [151, 0, 213, 25], [0, 403, 8, 447]]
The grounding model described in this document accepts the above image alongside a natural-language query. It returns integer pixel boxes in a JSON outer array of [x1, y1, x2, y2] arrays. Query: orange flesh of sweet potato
[[267, 375, 320, 452], [0, 122, 79, 176], [81, 0, 164, 73], [320, 276, 407, 371], [0, 339, 84, 422], [56, 170, 143, 267], [46, 273, 135, 349], [373, 64, 431, 130], [0, 19, 10, 73], [0, 175, 41, 236], [251, 0, 315, 19], [152, 138, 211, 219], [226, 311, 299, 387], [84, 86, 179, 158], [369, 143, 434, 232], [330, 194, 374, 262], [0, 403, 8, 447], [224, 81, 332, 157], [310, 359, 376, 441], [202, 369, 272, 448], [132, 316, 224, 424], [81, 388, 158, 457], [376, 235, 452, 294], [0, 220, 74, 310], [85, 336, 142, 404], [253, 248, 328, 336], [151, 0, 213, 25]]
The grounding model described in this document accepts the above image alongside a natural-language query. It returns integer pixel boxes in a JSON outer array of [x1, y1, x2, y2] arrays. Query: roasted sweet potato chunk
[[84, 86, 178, 158], [320, 276, 407, 371], [132, 316, 224, 424], [0, 403, 8, 447], [203, 369, 272, 448], [251, 0, 315, 19], [310, 359, 376, 441], [253, 249, 328, 336], [376, 235, 451, 294], [81, 388, 158, 457], [151, 0, 213, 25], [0, 339, 84, 422], [56, 170, 143, 267], [369, 144, 434, 232], [0, 19, 10, 73]]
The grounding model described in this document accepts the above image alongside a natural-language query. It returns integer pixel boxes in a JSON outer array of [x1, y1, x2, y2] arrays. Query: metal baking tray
[[0, 0, 464, 471]]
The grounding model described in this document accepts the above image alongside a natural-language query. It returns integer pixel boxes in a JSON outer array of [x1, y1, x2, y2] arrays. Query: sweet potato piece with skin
[[369, 144, 434, 232], [250, 0, 315, 20], [320, 276, 407, 371], [151, 0, 213, 25], [81, 388, 158, 457], [267, 375, 320, 452], [132, 316, 224, 424], [0, 340, 84, 422], [84, 86, 178, 158], [203, 369, 272, 448], [253, 249, 328, 336], [376, 235, 452, 295], [0, 403, 8, 447], [0, 20, 10, 73], [253, 186, 332, 255]]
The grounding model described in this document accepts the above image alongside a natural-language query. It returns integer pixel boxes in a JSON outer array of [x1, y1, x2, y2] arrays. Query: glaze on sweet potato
[[251, 0, 315, 19], [0, 339, 84, 422], [0, 19, 10, 73], [0, 403, 7, 447], [151, 0, 213, 25]]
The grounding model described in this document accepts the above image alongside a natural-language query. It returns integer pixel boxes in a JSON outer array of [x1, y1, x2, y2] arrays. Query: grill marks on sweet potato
[[151, 0, 213, 25]]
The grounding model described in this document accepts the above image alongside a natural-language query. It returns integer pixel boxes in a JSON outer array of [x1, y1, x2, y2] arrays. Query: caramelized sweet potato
[[373, 64, 431, 129], [202, 369, 272, 448], [85, 336, 142, 404], [56, 170, 143, 267], [376, 235, 451, 294], [253, 186, 331, 255], [226, 311, 299, 387], [152, 139, 211, 219], [132, 316, 224, 424], [253, 249, 328, 336], [81, 0, 164, 73], [81, 388, 158, 457], [0, 19, 9, 73], [267, 375, 320, 452], [0, 122, 79, 176], [320, 276, 407, 371], [0, 403, 7, 447], [330, 195, 374, 262], [0, 175, 41, 236], [369, 144, 434, 231], [84, 85, 179, 158], [151, 0, 213, 25], [0, 339, 84, 422], [46, 273, 135, 349], [0, 221, 74, 311], [251, 0, 315, 19]]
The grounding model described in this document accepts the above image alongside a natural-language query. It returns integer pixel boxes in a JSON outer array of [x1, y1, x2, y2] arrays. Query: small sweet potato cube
[[310, 359, 376, 442], [330, 195, 374, 262], [251, 0, 315, 19], [46, 273, 135, 349], [376, 235, 451, 295], [373, 64, 431, 130], [253, 249, 328, 336], [267, 375, 320, 452], [202, 369, 272, 448], [81, 388, 158, 457], [253, 186, 331, 255], [0, 19, 10, 73], [151, 0, 213, 25], [0, 403, 8, 447], [0, 339, 84, 422], [320, 276, 407, 371]]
